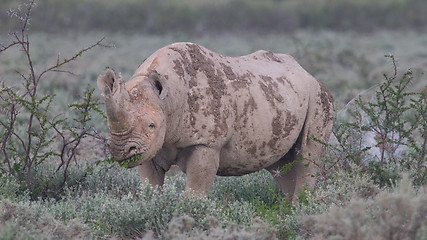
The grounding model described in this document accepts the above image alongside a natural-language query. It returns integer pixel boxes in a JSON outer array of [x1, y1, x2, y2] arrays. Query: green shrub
[[71, 165, 142, 197], [210, 170, 280, 206], [0, 174, 22, 200], [329, 55, 427, 187], [44, 175, 262, 238], [316, 165, 380, 207]]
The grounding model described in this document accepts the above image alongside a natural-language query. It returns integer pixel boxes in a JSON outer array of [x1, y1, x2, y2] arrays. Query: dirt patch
[[263, 51, 282, 62], [220, 62, 237, 80], [247, 144, 257, 156], [173, 59, 185, 80], [271, 111, 297, 137], [283, 111, 298, 136], [171, 47, 197, 87], [240, 94, 257, 126], [187, 92, 201, 127], [268, 136, 280, 150], [230, 71, 254, 91], [276, 76, 285, 84], [317, 80, 334, 128], [272, 111, 283, 136], [258, 141, 267, 157], [259, 75, 284, 107], [269, 110, 298, 149], [174, 43, 230, 138], [186, 44, 227, 100], [277, 76, 297, 93]]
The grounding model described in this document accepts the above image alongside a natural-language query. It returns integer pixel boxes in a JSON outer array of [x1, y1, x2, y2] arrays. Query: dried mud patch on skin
[[187, 92, 201, 128], [240, 95, 258, 126], [220, 62, 237, 80], [247, 144, 257, 156], [258, 141, 267, 157], [230, 72, 254, 91], [259, 75, 284, 107], [272, 112, 282, 136], [277, 76, 297, 93], [171, 47, 197, 87], [271, 111, 298, 137], [175, 43, 230, 137], [269, 111, 298, 149], [263, 51, 283, 62], [173, 59, 185, 80], [268, 137, 280, 150], [317, 80, 334, 128], [186, 44, 227, 100], [283, 111, 298, 136]]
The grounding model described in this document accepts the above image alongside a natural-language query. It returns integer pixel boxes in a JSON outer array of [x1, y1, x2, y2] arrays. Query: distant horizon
[[1, 0, 426, 35]]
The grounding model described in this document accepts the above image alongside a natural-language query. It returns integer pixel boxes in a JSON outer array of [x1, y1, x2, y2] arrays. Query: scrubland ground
[[1, 26, 427, 240]]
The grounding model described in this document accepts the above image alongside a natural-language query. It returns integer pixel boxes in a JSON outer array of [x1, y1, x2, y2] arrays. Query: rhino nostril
[[128, 145, 137, 154]]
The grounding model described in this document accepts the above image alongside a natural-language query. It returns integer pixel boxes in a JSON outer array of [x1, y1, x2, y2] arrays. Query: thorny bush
[[0, 0, 110, 199], [327, 55, 427, 187]]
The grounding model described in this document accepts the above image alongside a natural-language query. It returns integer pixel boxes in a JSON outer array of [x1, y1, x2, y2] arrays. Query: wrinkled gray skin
[[97, 42, 334, 201]]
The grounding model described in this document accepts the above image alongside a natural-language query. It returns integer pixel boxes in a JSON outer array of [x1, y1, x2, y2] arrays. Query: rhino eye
[[149, 123, 155, 129]]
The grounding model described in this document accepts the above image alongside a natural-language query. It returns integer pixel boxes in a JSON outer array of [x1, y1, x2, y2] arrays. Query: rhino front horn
[[105, 93, 131, 134], [98, 68, 132, 134], [104, 88, 132, 135]]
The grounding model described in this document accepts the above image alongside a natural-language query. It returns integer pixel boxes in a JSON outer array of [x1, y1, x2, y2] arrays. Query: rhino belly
[[216, 114, 305, 176], [216, 153, 289, 176]]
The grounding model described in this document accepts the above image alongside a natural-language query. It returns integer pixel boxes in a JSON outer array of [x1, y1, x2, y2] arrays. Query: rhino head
[[97, 68, 168, 168]]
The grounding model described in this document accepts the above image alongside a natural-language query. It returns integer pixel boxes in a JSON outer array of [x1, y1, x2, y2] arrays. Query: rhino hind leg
[[290, 115, 332, 202], [267, 87, 333, 202], [266, 146, 300, 201], [267, 121, 330, 202]]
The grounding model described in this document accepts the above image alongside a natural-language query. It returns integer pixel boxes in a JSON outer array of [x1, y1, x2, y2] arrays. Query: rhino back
[[135, 43, 318, 175]]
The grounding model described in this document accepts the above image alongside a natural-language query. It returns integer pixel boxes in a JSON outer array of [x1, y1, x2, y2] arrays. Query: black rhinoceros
[[97, 42, 334, 201]]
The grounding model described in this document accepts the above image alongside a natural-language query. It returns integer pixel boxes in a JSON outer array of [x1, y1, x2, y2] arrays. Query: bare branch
[[21, 0, 37, 34], [50, 69, 79, 77], [0, 40, 27, 53], [38, 37, 113, 80], [0, 107, 28, 160], [1, 0, 112, 197]]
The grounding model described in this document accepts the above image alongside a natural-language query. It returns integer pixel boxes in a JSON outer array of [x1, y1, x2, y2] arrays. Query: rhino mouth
[[117, 153, 142, 169]]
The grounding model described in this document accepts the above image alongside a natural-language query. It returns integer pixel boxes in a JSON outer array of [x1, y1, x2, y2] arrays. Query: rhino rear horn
[[116, 72, 131, 105]]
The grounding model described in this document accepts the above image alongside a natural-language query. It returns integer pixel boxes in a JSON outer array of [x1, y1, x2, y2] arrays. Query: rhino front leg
[[136, 158, 166, 188], [178, 145, 220, 195]]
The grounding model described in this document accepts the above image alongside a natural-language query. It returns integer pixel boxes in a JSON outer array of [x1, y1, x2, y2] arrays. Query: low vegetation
[[1, 1, 426, 239]]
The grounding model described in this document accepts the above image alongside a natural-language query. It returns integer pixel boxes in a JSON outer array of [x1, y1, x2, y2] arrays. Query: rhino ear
[[148, 71, 168, 100], [97, 68, 117, 96]]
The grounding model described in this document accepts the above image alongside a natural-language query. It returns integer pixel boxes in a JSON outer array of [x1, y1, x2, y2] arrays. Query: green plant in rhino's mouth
[[117, 154, 142, 169]]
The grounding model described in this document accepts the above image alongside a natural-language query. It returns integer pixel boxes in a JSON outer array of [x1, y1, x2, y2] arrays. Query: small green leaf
[[118, 154, 142, 169]]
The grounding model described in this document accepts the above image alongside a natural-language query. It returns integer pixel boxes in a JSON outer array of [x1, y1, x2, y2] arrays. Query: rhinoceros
[[97, 42, 334, 201]]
